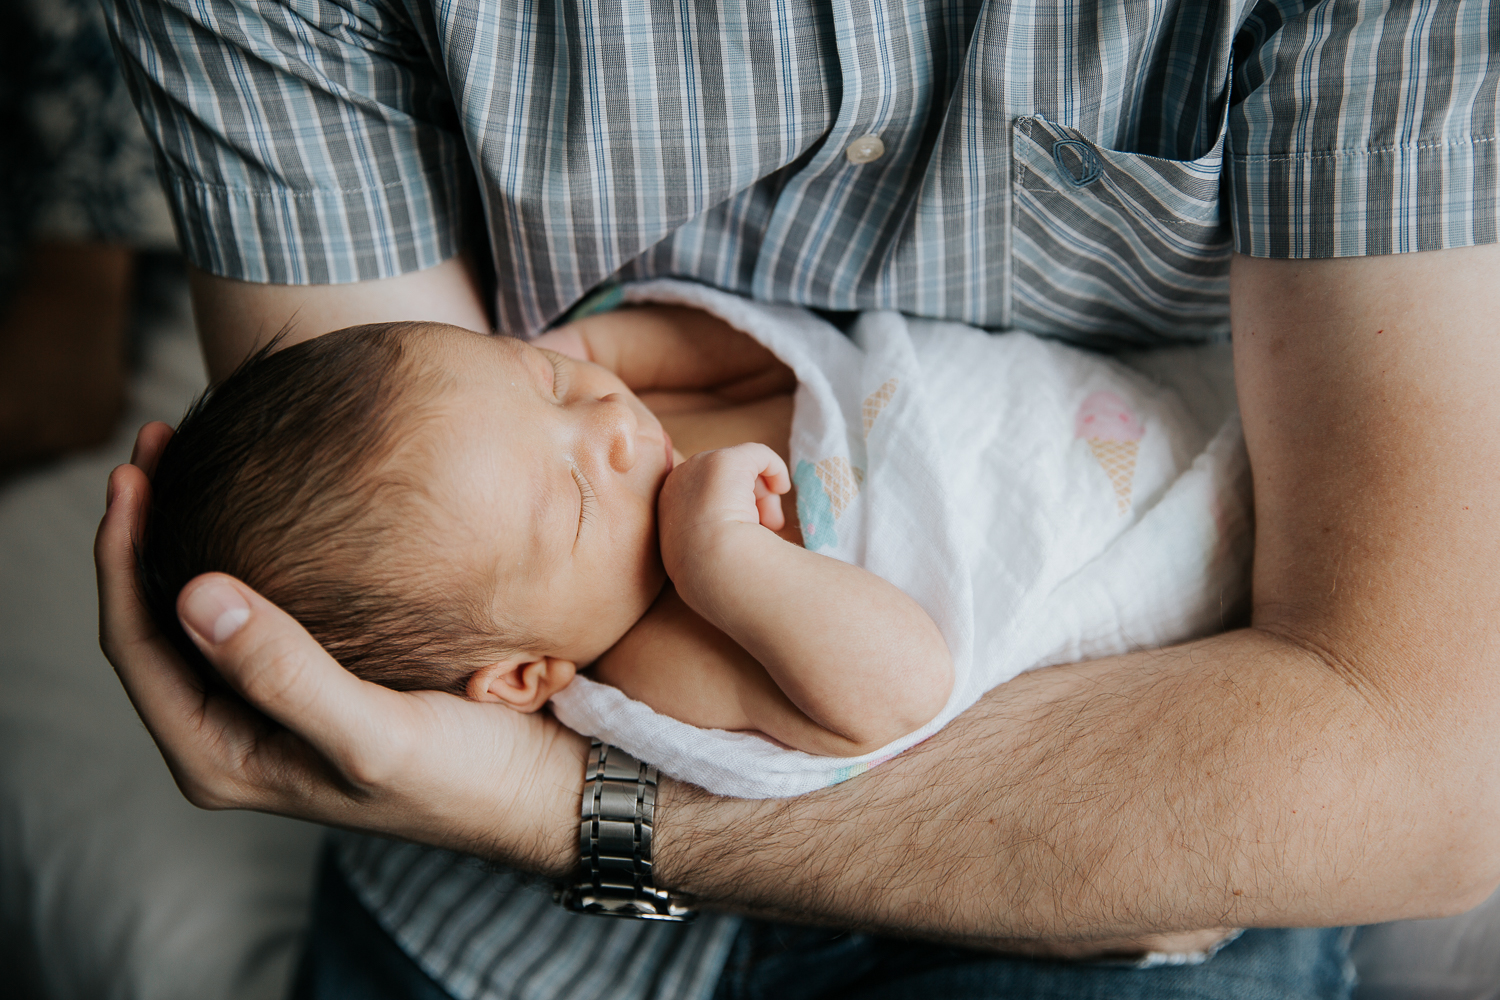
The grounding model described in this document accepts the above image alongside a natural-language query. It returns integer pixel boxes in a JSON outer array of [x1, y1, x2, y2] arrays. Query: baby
[[141, 304, 955, 758]]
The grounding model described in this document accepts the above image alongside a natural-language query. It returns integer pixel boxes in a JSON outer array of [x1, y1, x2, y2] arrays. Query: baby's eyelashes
[[547, 352, 568, 398], [571, 464, 597, 537]]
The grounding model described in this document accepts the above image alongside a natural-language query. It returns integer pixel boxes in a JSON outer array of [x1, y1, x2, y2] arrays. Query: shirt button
[[845, 134, 885, 165]]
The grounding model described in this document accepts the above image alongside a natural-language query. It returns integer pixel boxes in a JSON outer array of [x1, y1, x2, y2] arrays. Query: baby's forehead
[[392, 328, 569, 532], [394, 344, 542, 501], [407, 324, 539, 383]]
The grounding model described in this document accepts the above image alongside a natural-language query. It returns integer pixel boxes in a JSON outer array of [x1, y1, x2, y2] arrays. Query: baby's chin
[[573, 572, 670, 667]]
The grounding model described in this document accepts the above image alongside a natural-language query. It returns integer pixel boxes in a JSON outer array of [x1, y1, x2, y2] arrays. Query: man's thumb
[[179, 575, 251, 645]]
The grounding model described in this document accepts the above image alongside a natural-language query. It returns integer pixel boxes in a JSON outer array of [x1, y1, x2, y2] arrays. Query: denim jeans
[[708, 923, 1355, 1000], [291, 850, 1356, 1000]]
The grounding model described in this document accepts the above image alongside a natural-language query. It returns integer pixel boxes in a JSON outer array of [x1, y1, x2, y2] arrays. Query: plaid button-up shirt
[[105, 1, 1500, 997]]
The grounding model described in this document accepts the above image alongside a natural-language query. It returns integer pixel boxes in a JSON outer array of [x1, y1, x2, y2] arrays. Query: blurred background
[[0, 0, 1497, 997], [0, 0, 178, 477], [0, 2, 320, 997]]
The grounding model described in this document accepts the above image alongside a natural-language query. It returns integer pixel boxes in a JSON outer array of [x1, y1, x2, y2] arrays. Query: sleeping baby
[[142, 279, 1251, 798]]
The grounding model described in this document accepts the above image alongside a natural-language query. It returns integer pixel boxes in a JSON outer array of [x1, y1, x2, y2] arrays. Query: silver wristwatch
[[555, 739, 696, 921]]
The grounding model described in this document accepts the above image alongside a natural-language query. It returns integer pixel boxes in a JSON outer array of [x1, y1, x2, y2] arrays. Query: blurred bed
[[0, 275, 319, 999], [2, 270, 1497, 999]]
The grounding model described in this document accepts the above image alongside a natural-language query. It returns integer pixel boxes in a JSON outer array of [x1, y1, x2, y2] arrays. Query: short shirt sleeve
[[1228, 0, 1500, 258], [105, 0, 471, 284]]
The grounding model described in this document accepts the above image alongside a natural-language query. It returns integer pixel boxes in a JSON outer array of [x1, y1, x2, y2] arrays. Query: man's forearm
[[650, 245, 1500, 945], [188, 254, 489, 379], [653, 624, 1484, 943]]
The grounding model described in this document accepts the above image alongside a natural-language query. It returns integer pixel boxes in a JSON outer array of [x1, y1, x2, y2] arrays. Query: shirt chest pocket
[[1009, 111, 1232, 349]]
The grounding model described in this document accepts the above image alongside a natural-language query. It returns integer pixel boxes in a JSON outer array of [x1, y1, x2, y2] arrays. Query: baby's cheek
[[629, 511, 668, 584]]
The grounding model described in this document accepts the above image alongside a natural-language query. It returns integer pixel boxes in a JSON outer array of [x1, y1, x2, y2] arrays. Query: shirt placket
[[750, 0, 929, 308]]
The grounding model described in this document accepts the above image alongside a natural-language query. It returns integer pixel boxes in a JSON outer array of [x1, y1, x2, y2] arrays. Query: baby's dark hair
[[139, 322, 532, 695]]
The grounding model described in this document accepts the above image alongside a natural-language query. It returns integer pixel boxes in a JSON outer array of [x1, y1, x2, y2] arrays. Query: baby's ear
[[467, 654, 577, 712]]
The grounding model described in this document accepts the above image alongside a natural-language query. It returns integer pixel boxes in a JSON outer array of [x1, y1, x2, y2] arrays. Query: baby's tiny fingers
[[762, 460, 790, 496], [756, 492, 786, 532], [740, 442, 790, 495]]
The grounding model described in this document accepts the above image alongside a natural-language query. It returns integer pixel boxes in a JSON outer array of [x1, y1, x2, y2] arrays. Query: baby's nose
[[596, 393, 638, 473]]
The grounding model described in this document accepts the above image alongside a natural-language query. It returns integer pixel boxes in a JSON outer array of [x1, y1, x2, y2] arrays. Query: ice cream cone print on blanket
[[862, 378, 899, 437], [813, 456, 860, 517], [1076, 390, 1145, 514]]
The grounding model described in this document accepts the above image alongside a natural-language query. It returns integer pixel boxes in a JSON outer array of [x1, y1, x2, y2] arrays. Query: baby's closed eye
[[571, 465, 597, 532]]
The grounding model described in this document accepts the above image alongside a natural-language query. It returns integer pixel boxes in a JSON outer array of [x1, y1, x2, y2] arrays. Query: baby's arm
[[657, 444, 953, 756], [533, 306, 794, 400]]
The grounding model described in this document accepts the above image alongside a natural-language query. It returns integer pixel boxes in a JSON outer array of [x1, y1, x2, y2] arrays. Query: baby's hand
[[657, 443, 790, 580]]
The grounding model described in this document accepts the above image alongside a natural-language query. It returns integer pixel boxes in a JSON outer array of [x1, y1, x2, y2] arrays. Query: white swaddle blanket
[[550, 279, 1252, 799]]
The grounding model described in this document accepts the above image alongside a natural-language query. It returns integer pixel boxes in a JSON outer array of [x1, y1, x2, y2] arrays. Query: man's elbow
[[1433, 876, 1500, 920], [1368, 745, 1500, 920], [1263, 623, 1500, 921], [1389, 837, 1500, 921], [1406, 783, 1500, 919]]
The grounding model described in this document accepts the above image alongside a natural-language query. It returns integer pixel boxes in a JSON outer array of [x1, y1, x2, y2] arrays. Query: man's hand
[[96, 258, 590, 876], [97, 422, 587, 873]]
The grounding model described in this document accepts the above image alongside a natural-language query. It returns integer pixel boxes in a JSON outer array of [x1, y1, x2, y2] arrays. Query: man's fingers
[[129, 420, 174, 477], [176, 573, 411, 783], [95, 425, 570, 859], [98, 463, 162, 653], [95, 467, 254, 791]]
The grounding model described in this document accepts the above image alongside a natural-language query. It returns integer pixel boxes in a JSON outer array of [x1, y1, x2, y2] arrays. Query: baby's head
[[141, 321, 675, 707]]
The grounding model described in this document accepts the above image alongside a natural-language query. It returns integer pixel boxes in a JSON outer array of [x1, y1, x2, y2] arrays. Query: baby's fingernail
[[181, 579, 251, 645]]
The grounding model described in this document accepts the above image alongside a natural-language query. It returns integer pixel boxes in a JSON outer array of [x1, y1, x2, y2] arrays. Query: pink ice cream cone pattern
[[1075, 391, 1145, 514]]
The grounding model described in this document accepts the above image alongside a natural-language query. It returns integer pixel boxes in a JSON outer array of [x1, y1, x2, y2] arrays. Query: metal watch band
[[555, 739, 696, 921]]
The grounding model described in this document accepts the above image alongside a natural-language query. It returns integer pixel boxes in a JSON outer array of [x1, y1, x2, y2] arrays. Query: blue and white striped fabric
[[107, 0, 1500, 347], [102, 2, 1500, 998], [334, 836, 739, 1000], [1230, 0, 1500, 256]]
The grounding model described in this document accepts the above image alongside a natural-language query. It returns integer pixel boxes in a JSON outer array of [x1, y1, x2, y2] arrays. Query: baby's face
[[408, 324, 675, 665]]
